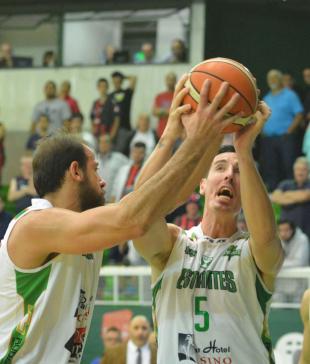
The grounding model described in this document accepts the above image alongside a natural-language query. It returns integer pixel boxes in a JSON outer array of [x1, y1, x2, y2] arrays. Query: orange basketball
[[183, 57, 259, 133]]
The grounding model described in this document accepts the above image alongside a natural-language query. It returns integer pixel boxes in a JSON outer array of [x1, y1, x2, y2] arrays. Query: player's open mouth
[[217, 187, 233, 199]]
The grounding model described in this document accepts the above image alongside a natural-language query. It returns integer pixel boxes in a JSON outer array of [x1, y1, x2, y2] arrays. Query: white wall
[[0, 23, 58, 67], [63, 21, 122, 66], [156, 8, 190, 62], [0, 64, 189, 132]]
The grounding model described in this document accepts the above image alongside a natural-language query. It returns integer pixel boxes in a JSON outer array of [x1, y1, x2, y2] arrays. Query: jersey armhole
[[245, 239, 274, 295], [151, 227, 185, 290]]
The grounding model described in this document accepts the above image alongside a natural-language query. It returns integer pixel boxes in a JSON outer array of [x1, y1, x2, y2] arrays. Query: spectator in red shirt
[[59, 80, 80, 115], [152, 72, 177, 138], [174, 194, 201, 230]]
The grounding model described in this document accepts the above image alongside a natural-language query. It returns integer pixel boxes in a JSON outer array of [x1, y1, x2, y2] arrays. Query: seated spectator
[[42, 50, 57, 67], [260, 69, 304, 191], [110, 142, 146, 202], [152, 72, 177, 138], [0, 196, 12, 239], [0, 42, 13, 68], [31, 81, 71, 134], [101, 315, 156, 364], [174, 194, 201, 230], [163, 38, 187, 63], [8, 155, 37, 213], [97, 135, 129, 203], [271, 157, 310, 239], [59, 81, 81, 115], [274, 219, 309, 302], [0, 42, 32, 68], [127, 113, 157, 157], [26, 114, 49, 151], [0, 122, 6, 186], [90, 78, 120, 140], [102, 44, 116, 65], [134, 43, 155, 64], [91, 326, 122, 364], [69, 112, 97, 151]]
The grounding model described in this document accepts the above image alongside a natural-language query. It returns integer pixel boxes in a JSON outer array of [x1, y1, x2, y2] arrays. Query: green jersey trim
[[152, 275, 163, 341], [255, 275, 274, 364], [0, 266, 51, 363]]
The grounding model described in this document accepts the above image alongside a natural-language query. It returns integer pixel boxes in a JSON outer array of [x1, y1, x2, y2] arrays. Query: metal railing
[[96, 266, 310, 308]]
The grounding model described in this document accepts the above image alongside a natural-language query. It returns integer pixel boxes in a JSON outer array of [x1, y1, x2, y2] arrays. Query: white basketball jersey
[[0, 199, 103, 364], [152, 224, 275, 364]]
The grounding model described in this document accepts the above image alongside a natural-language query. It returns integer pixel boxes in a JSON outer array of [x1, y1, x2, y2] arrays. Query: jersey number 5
[[194, 296, 209, 332]]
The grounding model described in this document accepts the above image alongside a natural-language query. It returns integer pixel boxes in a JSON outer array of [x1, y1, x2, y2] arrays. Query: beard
[[79, 176, 105, 211]]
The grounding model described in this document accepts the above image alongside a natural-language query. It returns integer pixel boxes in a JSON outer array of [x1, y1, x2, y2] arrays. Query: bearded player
[[134, 77, 284, 363]]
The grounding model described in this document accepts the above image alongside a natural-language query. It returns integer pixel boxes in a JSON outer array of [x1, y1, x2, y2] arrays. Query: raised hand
[[181, 80, 241, 142], [162, 74, 192, 140], [234, 101, 271, 152]]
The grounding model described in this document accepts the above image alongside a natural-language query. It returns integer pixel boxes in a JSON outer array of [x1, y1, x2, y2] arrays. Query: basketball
[[183, 57, 259, 133]]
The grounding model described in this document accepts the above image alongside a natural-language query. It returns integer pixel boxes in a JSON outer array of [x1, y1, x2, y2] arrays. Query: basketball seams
[[194, 58, 258, 101], [190, 70, 254, 114]]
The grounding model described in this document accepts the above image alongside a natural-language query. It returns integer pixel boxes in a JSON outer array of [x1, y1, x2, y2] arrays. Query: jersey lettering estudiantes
[[152, 224, 275, 364]]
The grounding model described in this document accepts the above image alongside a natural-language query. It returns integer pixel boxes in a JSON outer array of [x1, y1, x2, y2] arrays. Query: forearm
[[238, 152, 277, 244], [271, 190, 310, 205], [287, 113, 303, 133], [135, 133, 176, 189], [124, 136, 208, 227]]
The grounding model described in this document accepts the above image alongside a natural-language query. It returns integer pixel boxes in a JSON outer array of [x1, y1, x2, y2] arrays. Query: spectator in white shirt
[[101, 315, 156, 364], [274, 219, 310, 303], [97, 134, 129, 203], [127, 113, 157, 158]]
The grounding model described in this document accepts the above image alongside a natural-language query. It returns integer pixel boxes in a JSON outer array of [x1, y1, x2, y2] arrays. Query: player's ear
[[69, 161, 84, 182]]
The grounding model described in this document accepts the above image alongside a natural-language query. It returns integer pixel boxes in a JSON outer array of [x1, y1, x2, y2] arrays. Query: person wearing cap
[[109, 71, 137, 155]]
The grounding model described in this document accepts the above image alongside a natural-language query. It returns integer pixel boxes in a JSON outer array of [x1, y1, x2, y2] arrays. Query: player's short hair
[[33, 134, 87, 197], [217, 145, 236, 155]]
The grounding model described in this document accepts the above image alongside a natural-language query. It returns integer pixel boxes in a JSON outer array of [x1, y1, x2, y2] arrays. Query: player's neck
[[200, 210, 237, 238], [44, 187, 81, 212]]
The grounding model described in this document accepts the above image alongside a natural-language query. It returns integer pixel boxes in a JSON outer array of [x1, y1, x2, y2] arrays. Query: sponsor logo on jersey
[[178, 333, 232, 364], [200, 255, 213, 269], [65, 289, 93, 361], [176, 268, 237, 293], [223, 245, 241, 261], [185, 245, 197, 257]]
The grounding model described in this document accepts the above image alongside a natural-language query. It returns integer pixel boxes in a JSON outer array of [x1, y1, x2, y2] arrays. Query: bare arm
[[134, 80, 242, 278], [234, 102, 284, 290], [137, 75, 241, 208], [287, 112, 304, 134], [271, 189, 310, 205], [299, 290, 310, 364]]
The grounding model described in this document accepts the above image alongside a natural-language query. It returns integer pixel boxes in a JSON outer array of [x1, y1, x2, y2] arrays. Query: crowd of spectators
[[0, 64, 310, 279], [0, 38, 188, 69]]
